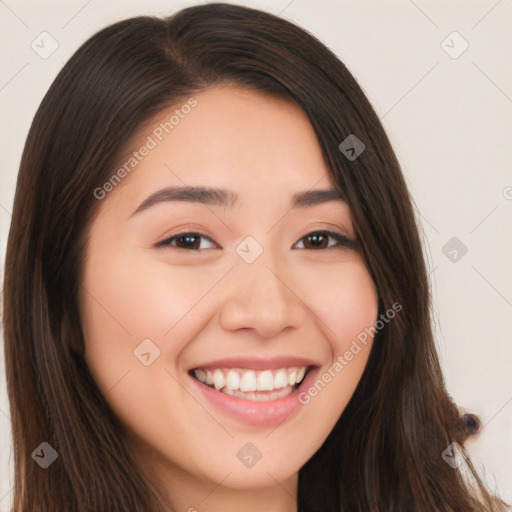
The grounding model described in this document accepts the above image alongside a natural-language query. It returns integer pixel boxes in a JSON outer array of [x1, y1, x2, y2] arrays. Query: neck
[[164, 473, 298, 512]]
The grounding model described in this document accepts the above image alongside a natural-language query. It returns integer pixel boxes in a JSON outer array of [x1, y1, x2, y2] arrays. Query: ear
[[61, 306, 85, 357]]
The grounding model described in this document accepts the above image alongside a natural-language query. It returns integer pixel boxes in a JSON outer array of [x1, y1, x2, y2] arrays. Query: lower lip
[[189, 368, 318, 427]]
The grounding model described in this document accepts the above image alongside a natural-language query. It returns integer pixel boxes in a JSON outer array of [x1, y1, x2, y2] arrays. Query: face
[[80, 83, 378, 506]]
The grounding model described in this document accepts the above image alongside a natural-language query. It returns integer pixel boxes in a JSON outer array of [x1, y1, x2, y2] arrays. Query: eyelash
[[154, 230, 357, 251]]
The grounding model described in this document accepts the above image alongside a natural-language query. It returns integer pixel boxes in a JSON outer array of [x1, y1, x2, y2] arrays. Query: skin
[[80, 84, 379, 512]]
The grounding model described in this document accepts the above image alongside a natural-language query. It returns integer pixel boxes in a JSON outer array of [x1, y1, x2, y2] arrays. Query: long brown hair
[[3, 3, 508, 511]]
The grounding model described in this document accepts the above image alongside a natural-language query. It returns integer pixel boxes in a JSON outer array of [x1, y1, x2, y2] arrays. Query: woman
[[3, 3, 509, 511]]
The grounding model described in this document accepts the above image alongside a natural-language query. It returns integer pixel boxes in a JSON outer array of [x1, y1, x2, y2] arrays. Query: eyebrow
[[130, 185, 346, 217]]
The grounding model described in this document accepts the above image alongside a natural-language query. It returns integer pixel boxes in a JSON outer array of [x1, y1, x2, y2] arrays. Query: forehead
[[101, 83, 335, 212]]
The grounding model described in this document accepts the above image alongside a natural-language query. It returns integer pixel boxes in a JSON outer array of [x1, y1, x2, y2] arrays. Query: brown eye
[[155, 232, 219, 250], [303, 233, 329, 249], [294, 231, 356, 250]]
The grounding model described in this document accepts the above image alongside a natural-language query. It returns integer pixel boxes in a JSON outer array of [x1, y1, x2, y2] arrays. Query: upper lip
[[189, 355, 321, 371]]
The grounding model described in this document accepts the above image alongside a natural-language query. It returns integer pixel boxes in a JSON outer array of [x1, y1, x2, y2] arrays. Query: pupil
[[308, 233, 327, 249], [180, 235, 199, 249]]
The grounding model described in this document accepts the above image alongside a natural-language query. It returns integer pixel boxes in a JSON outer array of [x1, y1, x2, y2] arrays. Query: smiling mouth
[[189, 366, 312, 402]]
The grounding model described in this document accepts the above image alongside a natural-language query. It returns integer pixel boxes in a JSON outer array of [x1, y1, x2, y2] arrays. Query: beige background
[[1, 0, 511, 508]]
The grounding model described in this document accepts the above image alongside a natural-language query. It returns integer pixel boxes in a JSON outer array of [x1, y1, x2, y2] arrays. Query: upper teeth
[[193, 367, 307, 392]]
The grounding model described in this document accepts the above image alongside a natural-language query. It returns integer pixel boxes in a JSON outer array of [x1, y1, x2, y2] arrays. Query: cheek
[[79, 251, 217, 465], [80, 246, 235, 433], [80, 248, 201, 391], [294, 259, 378, 425], [81, 246, 224, 349], [308, 257, 379, 346]]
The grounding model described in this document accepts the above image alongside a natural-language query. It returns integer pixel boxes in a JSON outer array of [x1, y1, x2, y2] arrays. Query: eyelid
[[292, 230, 358, 250], [154, 231, 220, 249]]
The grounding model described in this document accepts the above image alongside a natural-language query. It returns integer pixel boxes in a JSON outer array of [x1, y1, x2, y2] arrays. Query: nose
[[219, 258, 306, 339]]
